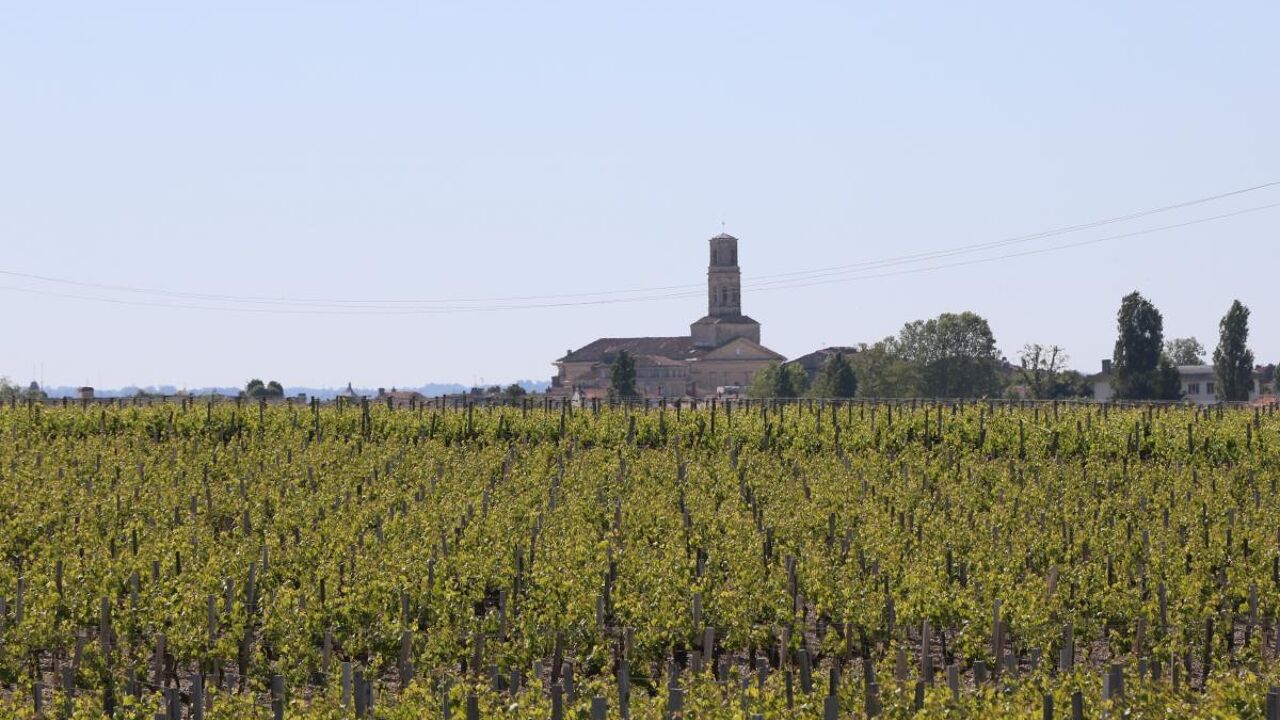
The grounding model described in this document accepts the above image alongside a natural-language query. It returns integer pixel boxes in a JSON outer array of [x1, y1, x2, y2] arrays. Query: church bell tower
[[707, 233, 742, 316], [691, 233, 761, 348]]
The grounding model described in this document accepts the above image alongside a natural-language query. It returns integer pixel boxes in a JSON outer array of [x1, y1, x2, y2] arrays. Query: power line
[[2, 201, 1276, 316], [744, 201, 1280, 293], [0, 180, 1276, 311], [742, 178, 1280, 285]]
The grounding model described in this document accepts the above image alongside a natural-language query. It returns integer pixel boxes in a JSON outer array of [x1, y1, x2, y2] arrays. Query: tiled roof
[[558, 337, 699, 363], [633, 354, 688, 367], [786, 346, 859, 365], [691, 314, 759, 325], [380, 390, 425, 401]]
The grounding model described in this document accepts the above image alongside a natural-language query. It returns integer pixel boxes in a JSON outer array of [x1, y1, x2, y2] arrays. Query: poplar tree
[[1112, 291, 1181, 400], [1213, 300, 1254, 401]]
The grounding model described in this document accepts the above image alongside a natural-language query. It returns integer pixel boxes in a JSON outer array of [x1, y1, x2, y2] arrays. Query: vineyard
[[2, 397, 1280, 718]]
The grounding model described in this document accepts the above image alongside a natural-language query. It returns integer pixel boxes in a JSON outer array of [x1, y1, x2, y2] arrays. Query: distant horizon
[[16, 337, 1279, 395], [18, 379, 552, 399]]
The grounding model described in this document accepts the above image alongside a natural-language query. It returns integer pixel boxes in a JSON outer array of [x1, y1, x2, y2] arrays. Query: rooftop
[[558, 336, 700, 364], [691, 314, 759, 325]]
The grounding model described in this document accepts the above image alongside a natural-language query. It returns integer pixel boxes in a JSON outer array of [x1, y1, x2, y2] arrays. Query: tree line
[[605, 293, 1263, 401]]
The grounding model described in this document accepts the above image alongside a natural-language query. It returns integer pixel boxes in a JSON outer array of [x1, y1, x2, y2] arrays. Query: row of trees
[[0, 379, 46, 401], [744, 312, 1015, 400], [468, 384, 529, 402], [243, 379, 285, 399], [744, 351, 858, 399], [734, 293, 1261, 401]]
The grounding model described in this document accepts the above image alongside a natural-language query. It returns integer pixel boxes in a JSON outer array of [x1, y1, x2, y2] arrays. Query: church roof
[[558, 334, 785, 365], [558, 336, 698, 364], [711, 232, 738, 241], [691, 314, 759, 325]]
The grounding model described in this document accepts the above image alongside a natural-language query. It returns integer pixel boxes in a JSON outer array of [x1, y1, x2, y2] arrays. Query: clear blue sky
[[2, 1, 1277, 389]]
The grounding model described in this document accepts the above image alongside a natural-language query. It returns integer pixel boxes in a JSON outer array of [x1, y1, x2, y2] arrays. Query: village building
[[550, 233, 784, 399], [376, 387, 426, 406], [1088, 359, 1271, 404], [784, 346, 860, 385]]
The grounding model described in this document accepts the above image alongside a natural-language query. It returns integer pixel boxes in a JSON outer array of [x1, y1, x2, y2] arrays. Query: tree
[[746, 362, 807, 398], [1053, 370, 1094, 399], [810, 352, 858, 398], [1157, 357, 1183, 401], [1017, 344, 1068, 399], [502, 383, 528, 402], [244, 379, 284, 399], [849, 340, 919, 397], [1213, 300, 1254, 401], [1016, 344, 1090, 399], [1163, 337, 1206, 366], [609, 350, 638, 400], [779, 363, 808, 397], [895, 311, 1002, 397], [1111, 292, 1181, 400]]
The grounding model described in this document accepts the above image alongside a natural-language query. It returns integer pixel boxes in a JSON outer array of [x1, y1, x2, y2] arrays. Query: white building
[[1089, 360, 1265, 404]]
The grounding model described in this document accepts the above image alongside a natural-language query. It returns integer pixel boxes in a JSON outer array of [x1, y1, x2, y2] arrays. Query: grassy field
[[1, 397, 1278, 718]]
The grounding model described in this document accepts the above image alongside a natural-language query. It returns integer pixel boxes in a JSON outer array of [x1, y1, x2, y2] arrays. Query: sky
[[2, 1, 1278, 390]]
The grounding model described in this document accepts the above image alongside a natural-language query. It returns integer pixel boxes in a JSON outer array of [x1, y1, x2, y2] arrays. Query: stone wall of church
[[689, 358, 772, 395], [691, 319, 761, 348], [552, 361, 598, 393]]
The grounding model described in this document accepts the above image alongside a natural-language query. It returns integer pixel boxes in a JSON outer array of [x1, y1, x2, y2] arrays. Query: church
[[549, 233, 784, 399]]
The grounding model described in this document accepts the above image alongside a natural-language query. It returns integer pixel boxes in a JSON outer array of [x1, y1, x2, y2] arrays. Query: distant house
[[570, 386, 609, 408], [784, 346, 860, 385], [1089, 359, 1268, 404], [376, 387, 425, 406], [1086, 360, 1115, 400], [77, 386, 94, 400]]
